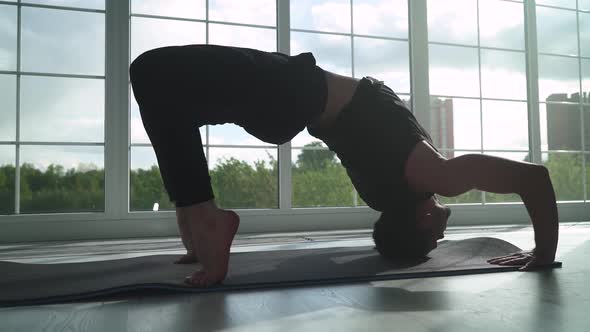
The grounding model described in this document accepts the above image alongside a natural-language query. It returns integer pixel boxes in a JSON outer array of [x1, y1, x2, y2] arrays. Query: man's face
[[415, 195, 451, 250]]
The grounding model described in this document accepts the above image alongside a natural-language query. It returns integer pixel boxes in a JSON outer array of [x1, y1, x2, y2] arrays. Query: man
[[129, 44, 559, 287]]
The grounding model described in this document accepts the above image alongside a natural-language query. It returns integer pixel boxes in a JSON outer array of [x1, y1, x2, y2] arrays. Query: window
[[129, 0, 279, 211], [0, 1, 106, 215], [537, 0, 589, 202], [428, 0, 528, 205], [0, 0, 588, 238], [290, 0, 410, 207]]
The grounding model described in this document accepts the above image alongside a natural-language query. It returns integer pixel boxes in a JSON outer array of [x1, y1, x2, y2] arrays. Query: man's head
[[372, 195, 450, 261]]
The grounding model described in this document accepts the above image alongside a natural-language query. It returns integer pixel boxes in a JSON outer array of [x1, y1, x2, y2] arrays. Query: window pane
[[585, 105, 590, 151], [427, 0, 478, 46], [292, 31, 351, 76], [0, 75, 16, 142], [484, 152, 528, 203], [131, 0, 206, 19], [209, 124, 273, 147], [291, 0, 350, 33], [0, 5, 17, 71], [209, 147, 278, 209], [437, 151, 483, 205], [536, 0, 577, 9], [584, 59, 590, 103], [354, 37, 410, 93], [21, 7, 105, 75], [536, 6, 578, 55], [352, 0, 408, 39], [292, 148, 354, 208], [0, 145, 15, 215], [580, 11, 590, 58], [208, 24, 276, 52], [20, 76, 104, 142], [538, 54, 580, 102], [482, 100, 529, 150], [210, 0, 276, 26], [130, 88, 150, 144], [542, 102, 582, 150], [432, 97, 481, 150], [354, 37, 410, 94], [581, 0, 590, 11], [429, 44, 480, 98], [130, 17, 206, 61], [481, 49, 527, 100], [479, 0, 525, 50], [130, 146, 175, 212], [20, 145, 104, 214], [542, 152, 584, 201], [23, 0, 105, 10]]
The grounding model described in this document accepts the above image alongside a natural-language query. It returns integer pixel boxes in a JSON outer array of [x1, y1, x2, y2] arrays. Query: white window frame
[[0, 0, 588, 243]]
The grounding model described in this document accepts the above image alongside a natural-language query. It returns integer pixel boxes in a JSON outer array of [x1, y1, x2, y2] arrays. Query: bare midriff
[[308, 70, 360, 131]]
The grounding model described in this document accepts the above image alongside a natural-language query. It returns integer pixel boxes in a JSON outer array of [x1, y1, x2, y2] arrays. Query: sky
[[0, 0, 589, 172]]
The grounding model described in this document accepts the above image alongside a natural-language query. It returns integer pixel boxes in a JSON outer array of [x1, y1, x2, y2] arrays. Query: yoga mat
[[0, 237, 561, 307]]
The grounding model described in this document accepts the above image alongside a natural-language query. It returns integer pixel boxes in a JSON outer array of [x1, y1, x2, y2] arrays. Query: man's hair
[[372, 208, 433, 261]]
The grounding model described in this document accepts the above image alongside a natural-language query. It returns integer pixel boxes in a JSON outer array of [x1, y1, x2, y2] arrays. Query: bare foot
[[174, 252, 198, 264], [175, 206, 201, 264], [184, 210, 240, 287]]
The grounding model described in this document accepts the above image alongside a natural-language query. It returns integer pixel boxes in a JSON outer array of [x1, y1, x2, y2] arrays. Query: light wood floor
[[0, 222, 589, 332]]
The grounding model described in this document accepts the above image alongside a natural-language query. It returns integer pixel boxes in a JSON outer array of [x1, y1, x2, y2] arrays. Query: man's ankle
[[177, 199, 219, 217]]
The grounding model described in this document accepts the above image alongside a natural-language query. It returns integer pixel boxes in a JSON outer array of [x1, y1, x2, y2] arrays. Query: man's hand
[[487, 249, 556, 271]]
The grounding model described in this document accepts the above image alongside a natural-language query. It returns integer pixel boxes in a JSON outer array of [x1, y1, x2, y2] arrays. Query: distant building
[[430, 98, 455, 158], [401, 97, 455, 158], [546, 92, 590, 151]]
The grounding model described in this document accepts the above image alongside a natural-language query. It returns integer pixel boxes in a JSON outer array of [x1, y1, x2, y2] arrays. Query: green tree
[[544, 154, 584, 201], [130, 165, 174, 211], [1, 150, 587, 215], [296, 142, 337, 171], [210, 156, 278, 209], [292, 141, 355, 207]]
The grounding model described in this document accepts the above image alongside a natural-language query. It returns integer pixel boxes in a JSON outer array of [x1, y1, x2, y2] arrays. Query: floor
[[0, 222, 589, 332]]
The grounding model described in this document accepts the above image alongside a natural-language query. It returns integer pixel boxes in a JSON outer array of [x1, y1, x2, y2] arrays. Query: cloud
[[23, 0, 104, 10], [209, 0, 275, 26], [20, 6, 104, 75], [536, 6, 578, 56], [19, 76, 104, 142], [353, 0, 408, 37], [0, 5, 17, 70]]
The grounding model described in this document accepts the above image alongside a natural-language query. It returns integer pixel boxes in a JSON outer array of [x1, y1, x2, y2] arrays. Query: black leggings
[[129, 45, 324, 207], [308, 77, 438, 212]]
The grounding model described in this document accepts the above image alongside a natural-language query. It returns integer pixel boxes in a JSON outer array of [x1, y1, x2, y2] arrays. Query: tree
[[0, 149, 586, 215], [296, 142, 337, 171]]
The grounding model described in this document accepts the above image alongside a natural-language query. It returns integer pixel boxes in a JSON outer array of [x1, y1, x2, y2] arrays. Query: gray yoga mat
[[0, 237, 561, 307]]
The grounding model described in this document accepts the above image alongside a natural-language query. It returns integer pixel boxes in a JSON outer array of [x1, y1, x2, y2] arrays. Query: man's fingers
[[488, 254, 521, 264], [489, 256, 532, 266], [519, 258, 539, 271]]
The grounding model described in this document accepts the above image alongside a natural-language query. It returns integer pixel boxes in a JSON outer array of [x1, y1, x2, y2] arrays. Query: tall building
[[401, 97, 455, 158], [430, 98, 455, 158], [546, 92, 590, 151]]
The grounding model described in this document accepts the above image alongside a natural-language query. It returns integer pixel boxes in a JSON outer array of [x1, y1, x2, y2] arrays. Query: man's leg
[[129, 49, 239, 286]]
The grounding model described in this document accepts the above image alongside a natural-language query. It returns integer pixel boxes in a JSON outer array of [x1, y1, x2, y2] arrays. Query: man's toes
[[175, 254, 198, 264], [185, 270, 222, 287]]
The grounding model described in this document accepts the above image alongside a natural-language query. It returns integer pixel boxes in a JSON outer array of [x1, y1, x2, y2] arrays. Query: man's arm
[[405, 142, 559, 265], [439, 154, 559, 262]]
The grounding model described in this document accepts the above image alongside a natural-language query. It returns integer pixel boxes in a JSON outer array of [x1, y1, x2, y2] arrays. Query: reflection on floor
[[0, 222, 589, 332]]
